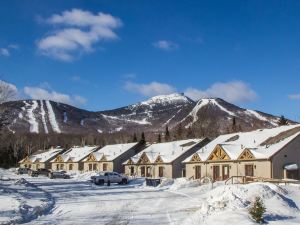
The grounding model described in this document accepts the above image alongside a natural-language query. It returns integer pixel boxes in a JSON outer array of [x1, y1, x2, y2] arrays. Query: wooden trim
[[207, 145, 231, 161], [238, 149, 255, 160]]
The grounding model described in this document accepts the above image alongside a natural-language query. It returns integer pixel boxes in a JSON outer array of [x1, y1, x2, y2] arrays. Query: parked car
[[91, 172, 128, 185], [29, 170, 39, 177], [37, 168, 51, 176], [48, 171, 70, 179], [16, 168, 31, 175]]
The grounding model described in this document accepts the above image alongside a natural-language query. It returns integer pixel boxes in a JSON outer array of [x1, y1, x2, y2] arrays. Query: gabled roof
[[84, 142, 139, 162], [183, 134, 235, 162], [126, 139, 203, 164], [19, 147, 64, 164], [52, 146, 99, 163], [184, 125, 300, 162]]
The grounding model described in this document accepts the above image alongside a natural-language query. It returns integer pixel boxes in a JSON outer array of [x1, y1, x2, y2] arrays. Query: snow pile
[[182, 183, 299, 225]]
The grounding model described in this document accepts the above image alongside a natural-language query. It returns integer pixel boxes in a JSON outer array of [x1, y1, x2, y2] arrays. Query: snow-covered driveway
[[24, 178, 204, 225], [2, 169, 300, 225]]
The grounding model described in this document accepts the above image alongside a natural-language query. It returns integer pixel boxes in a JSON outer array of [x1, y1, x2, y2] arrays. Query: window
[[36, 164, 40, 169], [222, 165, 230, 180], [103, 163, 107, 171], [88, 164, 93, 171], [56, 164, 59, 171], [146, 166, 151, 177], [159, 166, 164, 177], [60, 164, 64, 170], [130, 166, 134, 176], [69, 164, 73, 170]]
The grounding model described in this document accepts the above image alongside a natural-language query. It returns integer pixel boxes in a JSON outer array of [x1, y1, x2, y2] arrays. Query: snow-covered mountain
[[0, 93, 293, 135]]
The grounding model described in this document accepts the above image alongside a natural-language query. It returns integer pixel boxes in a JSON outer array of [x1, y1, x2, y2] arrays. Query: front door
[[213, 165, 220, 181], [222, 165, 230, 180], [159, 166, 164, 177], [195, 166, 201, 179], [245, 165, 254, 177], [140, 166, 145, 177], [130, 166, 135, 176]]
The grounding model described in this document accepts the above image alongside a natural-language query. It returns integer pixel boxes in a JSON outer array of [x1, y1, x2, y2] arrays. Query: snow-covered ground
[[1, 169, 300, 225]]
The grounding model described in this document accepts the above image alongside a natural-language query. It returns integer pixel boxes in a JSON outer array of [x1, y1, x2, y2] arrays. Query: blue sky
[[1, 0, 300, 120]]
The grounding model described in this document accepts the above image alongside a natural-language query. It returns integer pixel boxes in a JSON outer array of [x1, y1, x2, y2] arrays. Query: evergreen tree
[[187, 126, 195, 138], [133, 133, 138, 142], [140, 132, 146, 144], [165, 126, 170, 142], [249, 197, 266, 223], [157, 133, 162, 143], [175, 123, 183, 140], [232, 117, 237, 133], [278, 115, 288, 126]]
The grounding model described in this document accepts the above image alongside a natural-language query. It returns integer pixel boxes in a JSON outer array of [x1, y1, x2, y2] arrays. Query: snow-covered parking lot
[[1, 169, 300, 225]]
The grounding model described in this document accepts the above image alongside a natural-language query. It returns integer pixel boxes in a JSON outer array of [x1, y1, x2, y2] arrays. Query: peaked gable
[[54, 155, 64, 163], [100, 155, 108, 162], [190, 153, 201, 162], [238, 149, 255, 160], [208, 145, 231, 161], [155, 155, 164, 164], [86, 153, 97, 162], [137, 152, 151, 164]]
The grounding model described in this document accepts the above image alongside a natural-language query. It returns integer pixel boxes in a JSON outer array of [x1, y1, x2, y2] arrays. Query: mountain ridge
[[0, 93, 295, 136]]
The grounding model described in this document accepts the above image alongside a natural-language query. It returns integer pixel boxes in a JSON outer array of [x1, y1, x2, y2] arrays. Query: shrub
[[249, 197, 266, 223]]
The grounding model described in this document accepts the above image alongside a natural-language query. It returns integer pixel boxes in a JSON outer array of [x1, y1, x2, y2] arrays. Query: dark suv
[[37, 168, 51, 176]]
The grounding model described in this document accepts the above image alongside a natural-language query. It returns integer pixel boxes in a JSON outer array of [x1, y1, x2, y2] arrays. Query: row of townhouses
[[19, 125, 300, 180]]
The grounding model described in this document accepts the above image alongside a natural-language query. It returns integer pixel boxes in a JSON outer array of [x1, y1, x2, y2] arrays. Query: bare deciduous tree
[[0, 80, 17, 104]]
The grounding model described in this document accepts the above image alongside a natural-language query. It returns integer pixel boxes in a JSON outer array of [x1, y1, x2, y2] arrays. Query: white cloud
[[37, 9, 122, 61], [124, 81, 176, 97], [0, 44, 19, 57], [288, 94, 300, 100], [0, 48, 10, 57], [185, 81, 258, 103], [153, 40, 179, 51], [24, 86, 87, 106]]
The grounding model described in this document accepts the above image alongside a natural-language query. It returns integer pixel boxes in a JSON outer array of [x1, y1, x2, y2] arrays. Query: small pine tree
[[133, 133, 137, 142], [249, 197, 266, 223], [140, 132, 146, 144], [157, 133, 162, 143], [176, 123, 183, 140], [278, 115, 288, 126], [165, 126, 170, 142], [232, 117, 237, 132]]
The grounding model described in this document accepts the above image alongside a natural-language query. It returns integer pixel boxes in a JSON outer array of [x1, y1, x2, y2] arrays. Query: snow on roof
[[183, 134, 235, 162], [248, 131, 300, 159], [20, 147, 64, 163], [128, 139, 203, 164], [284, 164, 299, 171], [89, 142, 139, 162], [224, 125, 300, 148], [184, 125, 300, 162], [53, 146, 99, 162]]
